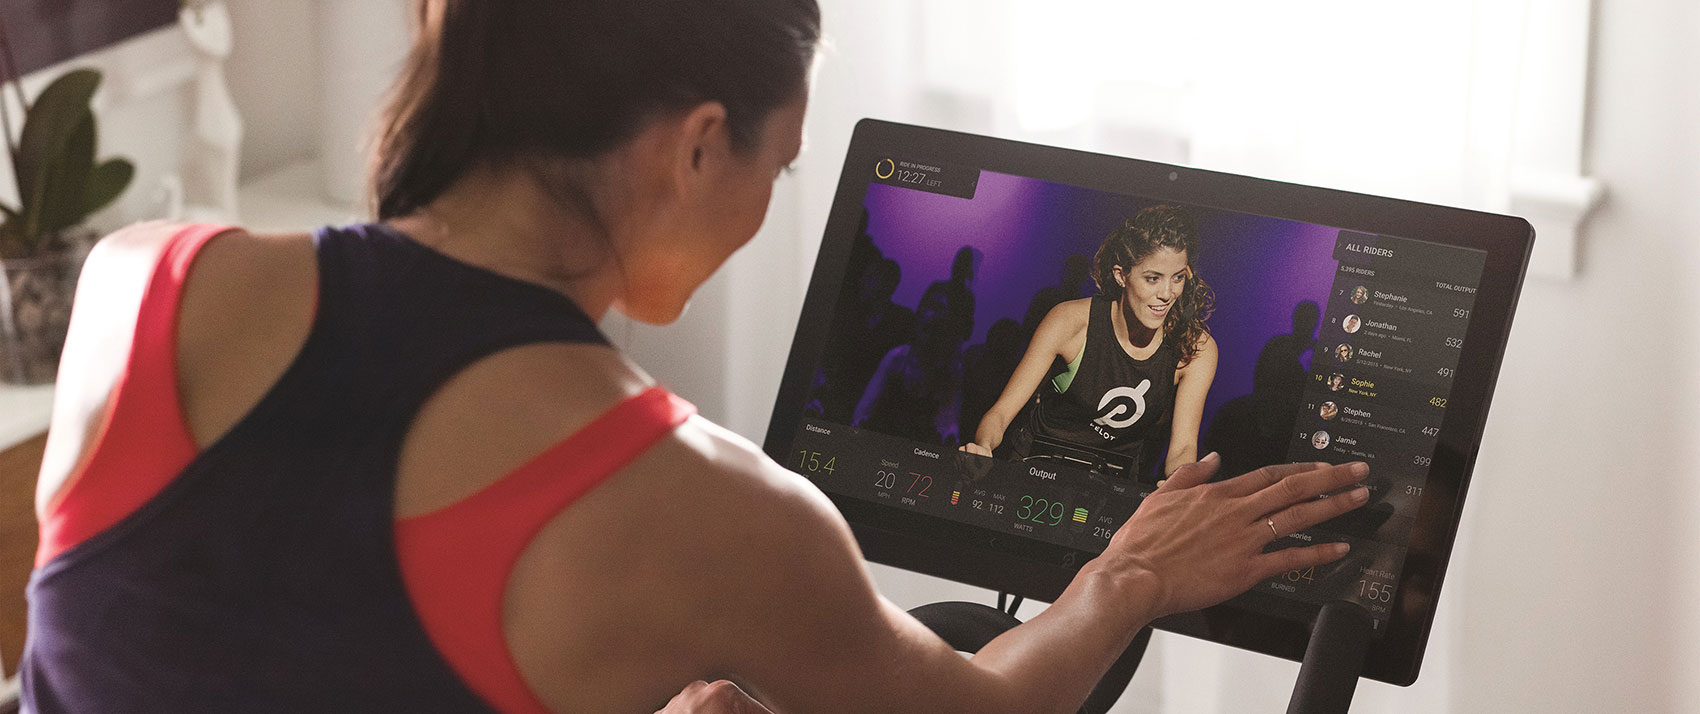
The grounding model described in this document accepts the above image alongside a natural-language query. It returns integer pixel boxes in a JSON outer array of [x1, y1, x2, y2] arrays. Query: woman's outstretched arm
[[963, 300, 1085, 455], [1164, 333, 1218, 477]]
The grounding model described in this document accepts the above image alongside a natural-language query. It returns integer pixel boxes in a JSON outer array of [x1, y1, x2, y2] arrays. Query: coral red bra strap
[[36, 223, 235, 567], [396, 387, 696, 714]]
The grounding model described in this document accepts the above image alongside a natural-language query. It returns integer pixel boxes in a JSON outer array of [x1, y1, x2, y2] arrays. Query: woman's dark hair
[[1092, 204, 1216, 367], [370, 0, 822, 220]]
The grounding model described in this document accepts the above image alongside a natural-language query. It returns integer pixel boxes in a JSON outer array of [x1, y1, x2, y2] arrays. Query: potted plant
[[0, 67, 134, 384]]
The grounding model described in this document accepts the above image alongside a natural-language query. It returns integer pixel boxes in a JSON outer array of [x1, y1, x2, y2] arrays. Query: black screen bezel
[[761, 119, 1532, 686]]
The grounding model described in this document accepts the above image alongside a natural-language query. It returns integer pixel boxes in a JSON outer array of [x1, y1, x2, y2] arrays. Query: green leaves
[[16, 69, 100, 226], [83, 158, 135, 217], [31, 112, 94, 238], [0, 67, 134, 258]]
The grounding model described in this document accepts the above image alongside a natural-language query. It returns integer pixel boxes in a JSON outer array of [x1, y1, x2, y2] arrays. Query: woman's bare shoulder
[[587, 412, 858, 589], [507, 410, 871, 710], [87, 221, 309, 265], [594, 410, 843, 554], [175, 228, 318, 445], [39, 223, 313, 508], [1049, 297, 1094, 322], [659, 414, 834, 510], [1176, 331, 1219, 379], [1032, 297, 1092, 351], [1191, 331, 1219, 361]]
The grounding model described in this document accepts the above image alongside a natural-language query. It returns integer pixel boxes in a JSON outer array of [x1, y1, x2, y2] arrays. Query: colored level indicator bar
[[951, 490, 961, 505], [1072, 507, 1089, 523]]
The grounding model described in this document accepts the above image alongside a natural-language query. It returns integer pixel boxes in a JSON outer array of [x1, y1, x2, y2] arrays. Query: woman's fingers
[[958, 442, 992, 457], [1157, 451, 1220, 491], [655, 680, 773, 714], [1111, 459, 1369, 618], [1242, 461, 1368, 516], [1214, 461, 1329, 498], [1261, 486, 1368, 539], [1254, 541, 1352, 581]]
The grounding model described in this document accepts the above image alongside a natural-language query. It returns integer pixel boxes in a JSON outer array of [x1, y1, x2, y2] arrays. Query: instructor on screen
[[962, 205, 1218, 480]]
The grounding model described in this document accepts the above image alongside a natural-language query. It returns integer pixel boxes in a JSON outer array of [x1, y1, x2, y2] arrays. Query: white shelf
[[0, 384, 53, 453], [236, 158, 364, 232]]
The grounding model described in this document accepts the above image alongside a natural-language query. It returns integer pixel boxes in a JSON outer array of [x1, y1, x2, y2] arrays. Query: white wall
[[223, 0, 319, 181], [1450, 2, 1700, 712]]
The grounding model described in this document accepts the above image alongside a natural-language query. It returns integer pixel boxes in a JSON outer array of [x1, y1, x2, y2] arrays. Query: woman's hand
[[656, 680, 775, 714], [958, 441, 993, 457], [1098, 452, 1370, 618]]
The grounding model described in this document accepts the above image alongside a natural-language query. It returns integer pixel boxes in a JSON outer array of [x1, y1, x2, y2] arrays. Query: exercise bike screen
[[784, 161, 1486, 629]]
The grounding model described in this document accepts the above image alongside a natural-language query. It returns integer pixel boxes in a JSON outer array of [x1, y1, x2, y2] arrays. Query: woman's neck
[[385, 165, 626, 321], [1114, 298, 1161, 350]]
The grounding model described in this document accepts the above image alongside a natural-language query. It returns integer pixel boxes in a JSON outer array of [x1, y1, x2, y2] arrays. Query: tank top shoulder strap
[[1161, 329, 1184, 371], [395, 387, 696, 714], [36, 222, 235, 567], [1083, 296, 1116, 363], [1090, 294, 1114, 332]]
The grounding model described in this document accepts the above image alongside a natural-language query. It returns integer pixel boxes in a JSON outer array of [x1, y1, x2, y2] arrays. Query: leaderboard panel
[[1297, 232, 1486, 552]]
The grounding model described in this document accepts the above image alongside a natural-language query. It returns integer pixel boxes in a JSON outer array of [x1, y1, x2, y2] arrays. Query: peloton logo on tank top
[[1092, 381, 1150, 440]]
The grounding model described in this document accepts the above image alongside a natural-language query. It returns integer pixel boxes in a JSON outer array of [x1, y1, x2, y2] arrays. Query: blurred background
[[0, 0, 1695, 711]]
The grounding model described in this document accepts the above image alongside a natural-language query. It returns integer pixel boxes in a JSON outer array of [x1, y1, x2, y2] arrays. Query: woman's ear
[[676, 101, 729, 177], [1112, 265, 1126, 288]]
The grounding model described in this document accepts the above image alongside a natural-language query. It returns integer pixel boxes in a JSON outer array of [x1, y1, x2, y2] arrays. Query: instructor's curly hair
[[1092, 204, 1216, 367]]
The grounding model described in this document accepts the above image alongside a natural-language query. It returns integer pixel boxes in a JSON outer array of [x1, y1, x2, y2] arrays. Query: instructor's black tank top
[[1027, 297, 1178, 468]]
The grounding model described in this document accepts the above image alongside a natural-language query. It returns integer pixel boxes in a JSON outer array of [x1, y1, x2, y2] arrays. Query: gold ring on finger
[[1266, 517, 1279, 537]]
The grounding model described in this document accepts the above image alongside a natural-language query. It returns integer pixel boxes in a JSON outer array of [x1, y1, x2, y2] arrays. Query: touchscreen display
[[785, 161, 1487, 628]]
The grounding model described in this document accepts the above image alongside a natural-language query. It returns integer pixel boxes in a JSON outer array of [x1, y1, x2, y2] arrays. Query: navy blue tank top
[[22, 223, 606, 713]]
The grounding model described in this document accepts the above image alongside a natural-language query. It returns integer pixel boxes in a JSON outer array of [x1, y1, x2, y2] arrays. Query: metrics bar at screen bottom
[[787, 419, 1145, 555], [787, 419, 1408, 626]]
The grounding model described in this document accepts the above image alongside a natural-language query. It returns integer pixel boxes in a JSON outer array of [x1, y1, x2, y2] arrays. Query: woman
[[963, 205, 1219, 481], [24, 2, 1369, 713]]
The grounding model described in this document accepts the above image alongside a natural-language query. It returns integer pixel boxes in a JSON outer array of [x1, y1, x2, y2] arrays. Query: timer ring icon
[[875, 158, 895, 179]]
